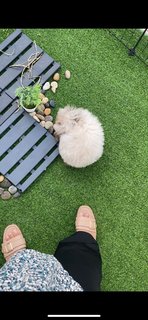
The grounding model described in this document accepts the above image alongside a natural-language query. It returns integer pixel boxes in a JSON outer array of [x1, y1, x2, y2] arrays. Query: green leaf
[[15, 83, 42, 108]]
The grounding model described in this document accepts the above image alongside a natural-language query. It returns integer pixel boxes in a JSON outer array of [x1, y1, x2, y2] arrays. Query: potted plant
[[15, 83, 42, 113]]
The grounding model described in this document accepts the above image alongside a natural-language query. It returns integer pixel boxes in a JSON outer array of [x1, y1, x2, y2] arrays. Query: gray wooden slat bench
[[0, 29, 60, 193]]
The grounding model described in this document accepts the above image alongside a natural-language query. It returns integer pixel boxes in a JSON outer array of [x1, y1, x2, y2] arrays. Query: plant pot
[[23, 105, 37, 113]]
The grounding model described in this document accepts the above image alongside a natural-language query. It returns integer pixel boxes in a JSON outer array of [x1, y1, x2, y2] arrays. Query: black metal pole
[[128, 29, 148, 56]]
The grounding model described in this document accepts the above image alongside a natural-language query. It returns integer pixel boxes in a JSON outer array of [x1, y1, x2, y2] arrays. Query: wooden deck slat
[[0, 92, 13, 113], [0, 102, 18, 125], [7, 134, 57, 185], [0, 107, 24, 135], [0, 125, 47, 174], [0, 114, 35, 156], [0, 46, 43, 90], [0, 34, 32, 73], [0, 29, 22, 52], [33, 52, 54, 72], [18, 147, 59, 192]]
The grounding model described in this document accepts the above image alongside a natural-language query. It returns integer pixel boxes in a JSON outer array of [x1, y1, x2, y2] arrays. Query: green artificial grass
[[0, 29, 147, 291]]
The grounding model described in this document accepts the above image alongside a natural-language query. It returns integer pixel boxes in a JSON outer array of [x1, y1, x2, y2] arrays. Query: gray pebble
[[13, 191, 21, 198], [1, 191, 11, 200], [45, 103, 50, 108], [45, 121, 53, 130], [37, 110, 44, 116], [40, 121, 45, 127], [36, 114, 45, 121], [37, 104, 45, 112], [0, 187, 4, 195], [45, 115, 53, 122], [49, 100, 55, 108], [8, 185, 18, 195], [0, 178, 12, 188]]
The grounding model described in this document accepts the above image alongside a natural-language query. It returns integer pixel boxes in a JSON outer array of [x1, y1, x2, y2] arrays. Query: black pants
[[54, 231, 102, 291]]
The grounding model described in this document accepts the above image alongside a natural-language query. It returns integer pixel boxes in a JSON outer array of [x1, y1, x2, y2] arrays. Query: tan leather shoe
[[75, 205, 96, 239], [2, 224, 26, 261]]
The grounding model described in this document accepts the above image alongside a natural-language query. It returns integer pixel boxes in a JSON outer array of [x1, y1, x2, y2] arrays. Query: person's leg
[[54, 206, 102, 291]]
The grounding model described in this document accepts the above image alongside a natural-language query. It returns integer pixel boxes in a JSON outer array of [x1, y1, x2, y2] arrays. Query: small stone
[[51, 81, 58, 88], [43, 82, 50, 91], [36, 114, 45, 121], [49, 99, 55, 108], [48, 126, 54, 134], [44, 108, 51, 116], [51, 81, 58, 89], [42, 97, 49, 104], [65, 70, 71, 79], [45, 121, 53, 130], [37, 110, 44, 116], [51, 86, 57, 93], [53, 73, 60, 81], [37, 104, 45, 112], [0, 187, 4, 195], [13, 191, 21, 198], [44, 102, 50, 108], [8, 185, 18, 195], [0, 175, 4, 183], [33, 115, 40, 122], [45, 115, 53, 122], [0, 178, 11, 188], [29, 112, 36, 117], [39, 93, 45, 100], [40, 121, 46, 127], [1, 191, 11, 200]]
